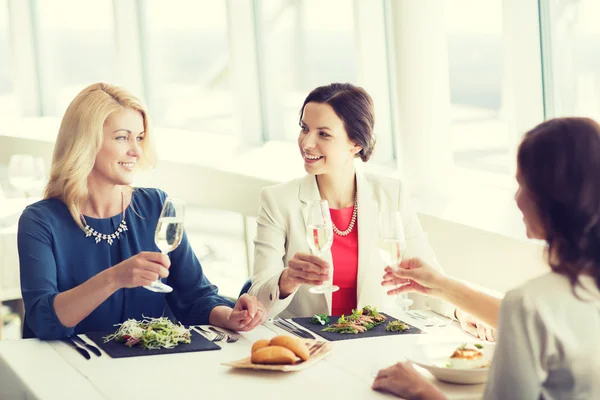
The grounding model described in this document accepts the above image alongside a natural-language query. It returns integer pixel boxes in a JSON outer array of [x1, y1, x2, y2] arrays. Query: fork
[[209, 326, 239, 343], [193, 326, 225, 342]]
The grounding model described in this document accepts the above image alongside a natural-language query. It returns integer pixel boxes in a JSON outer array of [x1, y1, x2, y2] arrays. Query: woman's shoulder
[[362, 171, 405, 193], [260, 177, 304, 202], [504, 272, 586, 313], [20, 198, 69, 222], [131, 187, 168, 207]]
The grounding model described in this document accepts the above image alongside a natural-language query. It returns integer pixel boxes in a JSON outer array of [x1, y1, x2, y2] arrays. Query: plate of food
[[86, 316, 220, 358], [405, 342, 495, 384], [221, 335, 333, 372], [291, 306, 423, 341]]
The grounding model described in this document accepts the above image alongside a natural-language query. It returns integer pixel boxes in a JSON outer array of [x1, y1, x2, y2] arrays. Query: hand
[[223, 294, 267, 332], [372, 361, 446, 400], [279, 252, 330, 297], [381, 257, 448, 298], [109, 252, 170, 289], [455, 309, 496, 342]]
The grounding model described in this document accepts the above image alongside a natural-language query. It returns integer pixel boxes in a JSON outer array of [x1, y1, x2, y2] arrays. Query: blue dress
[[18, 188, 235, 339]]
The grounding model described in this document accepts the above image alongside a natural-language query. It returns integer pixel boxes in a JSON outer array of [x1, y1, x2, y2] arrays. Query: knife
[[273, 319, 316, 340], [62, 338, 91, 360], [71, 335, 102, 357]]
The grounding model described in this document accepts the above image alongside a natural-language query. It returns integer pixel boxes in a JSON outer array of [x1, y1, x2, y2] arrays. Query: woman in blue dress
[[18, 82, 266, 340]]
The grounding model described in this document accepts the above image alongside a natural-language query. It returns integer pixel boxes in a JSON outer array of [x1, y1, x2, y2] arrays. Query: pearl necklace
[[81, 191, 128, 245], [331, 192, 358, 236]]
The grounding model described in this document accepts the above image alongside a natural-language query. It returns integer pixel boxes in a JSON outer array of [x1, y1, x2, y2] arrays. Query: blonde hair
[[44, 82, 157, 229]]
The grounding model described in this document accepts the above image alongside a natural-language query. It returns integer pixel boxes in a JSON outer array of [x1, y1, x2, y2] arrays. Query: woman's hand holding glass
[[109, 252, 171, 289], [279, 252, 330, 297], [381, 257, 448, 298], [223, 294, 267, 332]]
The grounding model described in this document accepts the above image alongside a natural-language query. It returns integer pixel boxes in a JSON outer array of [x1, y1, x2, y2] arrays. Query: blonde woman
[[18, 83, 265, 340]]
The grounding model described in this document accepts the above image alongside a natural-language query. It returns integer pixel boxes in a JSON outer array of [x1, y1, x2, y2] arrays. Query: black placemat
[[85, 329, 220, 358], [291, 313, 423, 341]]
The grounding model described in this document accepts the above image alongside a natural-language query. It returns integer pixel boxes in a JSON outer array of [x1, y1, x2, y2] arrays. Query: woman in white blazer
[[373, 117, 600, 400], [249, 83, 459, 323]]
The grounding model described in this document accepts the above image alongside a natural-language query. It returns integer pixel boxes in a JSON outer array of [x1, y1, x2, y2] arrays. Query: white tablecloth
[[0, 312, 485, 400]]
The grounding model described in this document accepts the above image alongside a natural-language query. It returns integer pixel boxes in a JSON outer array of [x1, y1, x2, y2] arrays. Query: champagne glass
[[378, 211, 413, 312], [306, 199, 339, 294], [145, 197, 185, 293]]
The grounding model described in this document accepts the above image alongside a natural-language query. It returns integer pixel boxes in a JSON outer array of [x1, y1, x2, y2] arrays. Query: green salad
[[385, 320, 410, 332], [103, 316, 191, 350]]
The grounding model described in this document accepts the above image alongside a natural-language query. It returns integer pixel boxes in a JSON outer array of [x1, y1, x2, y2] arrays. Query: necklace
[[81, 191, 128, 245], [331, 191, 358, 236]]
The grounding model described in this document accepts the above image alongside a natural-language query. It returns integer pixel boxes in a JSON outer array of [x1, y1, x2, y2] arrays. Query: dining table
[[0, 310, 487, 400]]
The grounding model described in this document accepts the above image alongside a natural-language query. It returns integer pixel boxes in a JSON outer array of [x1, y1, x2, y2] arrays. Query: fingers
[[293, 252, 329, 268], [238, 305, 266, 331], [139, 252, 171, 268], [371, 375, 392, 391], [236, 294, 258, 319], [461, 319, 479, 338], [286, 268, 326, 285]]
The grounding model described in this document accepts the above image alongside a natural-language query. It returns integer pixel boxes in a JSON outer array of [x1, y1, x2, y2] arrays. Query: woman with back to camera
[[18, 82, 266, 340], [249, 82, 489, 338], [374, 117, 600, 399]]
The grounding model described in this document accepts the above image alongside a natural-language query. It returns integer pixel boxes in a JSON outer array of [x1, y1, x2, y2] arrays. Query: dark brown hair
[[299, 83, 376, 162], [518, 117, 600, 291]]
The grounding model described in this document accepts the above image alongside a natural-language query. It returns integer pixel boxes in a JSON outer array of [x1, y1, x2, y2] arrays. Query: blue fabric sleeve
[[18, 209, 75, 340], [166, 230, 235, 325]]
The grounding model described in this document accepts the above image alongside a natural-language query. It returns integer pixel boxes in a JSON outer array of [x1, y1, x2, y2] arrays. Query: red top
[[330, 206, 359, 316]]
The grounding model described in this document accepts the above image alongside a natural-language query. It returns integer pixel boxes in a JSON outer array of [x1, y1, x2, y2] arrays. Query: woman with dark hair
[[374, 117, 600, 399], [248, 83, 462, 323]]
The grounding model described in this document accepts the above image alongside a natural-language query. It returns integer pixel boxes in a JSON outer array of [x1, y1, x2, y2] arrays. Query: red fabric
[[330, 206, 359, 316]]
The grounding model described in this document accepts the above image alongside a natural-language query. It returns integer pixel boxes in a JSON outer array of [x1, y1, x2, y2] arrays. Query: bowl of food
[[405, 342, 495, 384]]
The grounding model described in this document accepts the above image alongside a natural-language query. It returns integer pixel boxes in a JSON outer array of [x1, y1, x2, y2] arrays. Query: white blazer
[[249, 169, 453, 319]]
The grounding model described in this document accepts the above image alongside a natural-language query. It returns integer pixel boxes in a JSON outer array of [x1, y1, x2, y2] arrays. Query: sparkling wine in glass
[[379, 211, 413, 311], [306, 200, 339, 294], [145, 197, 185, 293]]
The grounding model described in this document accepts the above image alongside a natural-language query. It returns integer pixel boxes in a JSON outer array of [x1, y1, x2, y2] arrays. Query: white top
[[485, 272, 600, 400], [250, 169, 454, 319]]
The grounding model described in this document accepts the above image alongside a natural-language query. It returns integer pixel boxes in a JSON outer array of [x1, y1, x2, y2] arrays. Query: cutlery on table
[[273, 319, 316, 340], [208, 326, 240, 343], [71, 335, 102, 357], [192, 326, 225, 342], [62, 337, 91, 360]]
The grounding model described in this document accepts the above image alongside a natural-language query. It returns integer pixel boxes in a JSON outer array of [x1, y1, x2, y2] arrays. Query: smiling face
[[88, 107, 145, 187], [297, 102, 362, 176], [515, 169, 546, 240]]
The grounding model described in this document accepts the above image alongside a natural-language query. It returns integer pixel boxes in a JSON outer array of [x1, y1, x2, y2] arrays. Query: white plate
[[405, 342, 495, 385]]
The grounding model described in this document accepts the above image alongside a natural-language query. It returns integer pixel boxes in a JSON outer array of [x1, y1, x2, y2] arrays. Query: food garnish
[[385, 320, 410, 332], [311, 314, 330, 325], [103, 316, 191, 350], [322, 306, 387, 334]]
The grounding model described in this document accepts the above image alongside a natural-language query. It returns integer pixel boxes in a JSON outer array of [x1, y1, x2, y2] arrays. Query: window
[[143, 0, 232, 135], [0, 0, 17, 117], [36, 0, 116, 116], [542, 0, 600, 120], [258, 0, 356, 142], [445, 0, 509, 175]]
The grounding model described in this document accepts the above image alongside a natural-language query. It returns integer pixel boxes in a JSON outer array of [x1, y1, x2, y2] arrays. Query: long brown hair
[[518, 117, 600, 290]]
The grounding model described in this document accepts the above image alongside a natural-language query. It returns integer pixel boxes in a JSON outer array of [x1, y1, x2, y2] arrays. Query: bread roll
[[251, 339, 271, 354], [269, 335, 310, 361], [251, 346, 298, 365]]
